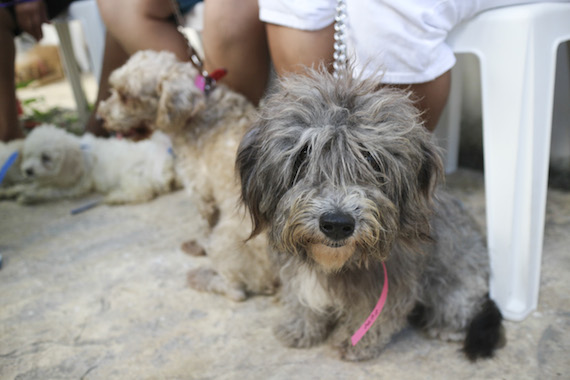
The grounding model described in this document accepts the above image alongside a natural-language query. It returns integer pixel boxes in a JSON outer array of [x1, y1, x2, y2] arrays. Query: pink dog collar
[[351, 261, 389, 346]]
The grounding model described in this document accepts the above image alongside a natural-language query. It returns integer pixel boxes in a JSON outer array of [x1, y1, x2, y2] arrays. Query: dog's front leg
[[0, 183, 29, 199], [335, 298, 413, 361], [17, 181, 91, 204], [336, 317, 400, 361], [17, 185, 64, 204], [103, 188, 154, 205], [274, 295, 336, 349]]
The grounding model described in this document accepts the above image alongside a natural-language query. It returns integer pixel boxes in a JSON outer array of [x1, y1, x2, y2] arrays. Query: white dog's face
[[21, 125, 84, 186], [21, 145, 62, 180]]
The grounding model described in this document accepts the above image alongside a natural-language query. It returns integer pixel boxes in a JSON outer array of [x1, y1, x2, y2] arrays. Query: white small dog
[[0, 124, 178, 204]]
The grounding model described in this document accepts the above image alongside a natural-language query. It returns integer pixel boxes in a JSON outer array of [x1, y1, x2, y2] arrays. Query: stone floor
[[1, 78, 569, 379], [1, 170, 569, 380]]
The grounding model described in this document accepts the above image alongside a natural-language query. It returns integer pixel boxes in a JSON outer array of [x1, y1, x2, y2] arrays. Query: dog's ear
[[418, 138, 444, 200], [54, 143, 84, 187], [397, 135, 444, 244], [236, 126, 268, 237], [155, 75, 206, 131]]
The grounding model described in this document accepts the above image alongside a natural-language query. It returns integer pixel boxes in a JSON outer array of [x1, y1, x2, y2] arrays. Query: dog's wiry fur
[[0, 124, 177, 204], [237, 67, 505, 361], [98, 50, 277, 301]]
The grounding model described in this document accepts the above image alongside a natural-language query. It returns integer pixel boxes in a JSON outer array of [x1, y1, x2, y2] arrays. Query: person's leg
[[96, 0, 188, 60], [265, 22, 335, 76], [395, 70, 452, 132], [85, 31, 130, 136], [202, 0, 270, 105], [0, 9, 24, 142]]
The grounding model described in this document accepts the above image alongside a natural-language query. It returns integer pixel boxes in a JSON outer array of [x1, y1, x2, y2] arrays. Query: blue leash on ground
[[0, 151, 18, 269], [70, 198, 103, 215], [0, 151, 19, 186]]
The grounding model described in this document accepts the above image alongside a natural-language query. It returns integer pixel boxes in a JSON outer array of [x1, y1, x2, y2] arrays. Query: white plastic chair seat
[[437, 3, 570, 321]]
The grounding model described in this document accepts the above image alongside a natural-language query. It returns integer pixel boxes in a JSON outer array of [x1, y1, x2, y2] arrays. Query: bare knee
[[396, 70, 451, 132], [97, 0, 170, 34], [203, 0, 264, 52], [96, 0, 121, 26], [266, 23, 335, 76], [203, 0, 269, 105]]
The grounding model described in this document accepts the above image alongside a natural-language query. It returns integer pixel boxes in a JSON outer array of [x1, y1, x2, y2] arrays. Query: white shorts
[[259, 0, 337, 31], [259, 0, 551, 83]]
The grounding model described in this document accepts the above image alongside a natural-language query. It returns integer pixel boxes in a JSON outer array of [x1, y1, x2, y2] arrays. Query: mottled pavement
[[1, 169, 568, 380]]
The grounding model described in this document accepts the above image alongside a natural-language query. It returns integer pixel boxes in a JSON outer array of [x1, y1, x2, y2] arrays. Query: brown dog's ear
[[236, 126, 269, 237], [155, 75, 206, 131]]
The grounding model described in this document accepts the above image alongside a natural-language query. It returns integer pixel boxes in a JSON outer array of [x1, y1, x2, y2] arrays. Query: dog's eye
[[41, 153, 51, 164], [294, 146, 309, 170], [119, 92, 128, 104], [363, 152, 382, 172], [292, 145, 310, 183]]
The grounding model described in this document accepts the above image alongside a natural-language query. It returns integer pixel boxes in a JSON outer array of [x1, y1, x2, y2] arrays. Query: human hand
[[15, 0, 49, 41]]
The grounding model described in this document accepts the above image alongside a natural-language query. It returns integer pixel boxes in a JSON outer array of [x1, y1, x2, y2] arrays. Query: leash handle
[[333, 0, 348, 78], [169, 0, 204, 73], [169, 0, 226, 95]]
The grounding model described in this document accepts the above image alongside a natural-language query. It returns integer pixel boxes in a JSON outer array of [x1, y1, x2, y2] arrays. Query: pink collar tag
[[194, 69, 227, 94], [351, 261, 388, 346], [194, 75, 207, 92]]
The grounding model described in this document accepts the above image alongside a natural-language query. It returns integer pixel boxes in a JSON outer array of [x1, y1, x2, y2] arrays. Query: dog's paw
[[273, 318, 328, 348], [222, 285, 247, 302], [180, 240, 206, 256], [337, 340, 382, 362], [187, 267, 247, 301], [0, 188, 18, 199], [16, 193, 35, 204], [104, 191, 136, 205]]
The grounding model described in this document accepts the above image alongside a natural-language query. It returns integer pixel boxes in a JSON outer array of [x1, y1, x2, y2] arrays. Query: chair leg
[[477, 18, 566, 322], [68, 0, 106, 82], [53, 21, 90, 126], [434, 62, 463, 174]]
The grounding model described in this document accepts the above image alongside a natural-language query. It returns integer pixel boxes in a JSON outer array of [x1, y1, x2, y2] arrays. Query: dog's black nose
[[25, 168, 34, 177], [319, 212, 355, 241]]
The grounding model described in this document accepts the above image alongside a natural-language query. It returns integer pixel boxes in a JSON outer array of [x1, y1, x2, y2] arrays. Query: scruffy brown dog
[[236, 67, 504, 361], [98, 50, 277, 301]]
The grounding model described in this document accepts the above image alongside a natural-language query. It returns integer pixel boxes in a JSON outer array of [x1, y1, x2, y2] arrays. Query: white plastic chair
[[435, 2, 570, 321], [52, 0, 105, 125]]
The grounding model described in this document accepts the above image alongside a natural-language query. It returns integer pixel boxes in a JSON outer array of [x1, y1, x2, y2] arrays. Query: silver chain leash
[[333, 0, 348, 78], [168, 0, 204, 73], [168, 0, 222, 95]]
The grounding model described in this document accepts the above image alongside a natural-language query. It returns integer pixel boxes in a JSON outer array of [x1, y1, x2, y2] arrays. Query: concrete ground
[[1, 77, 569, 379]]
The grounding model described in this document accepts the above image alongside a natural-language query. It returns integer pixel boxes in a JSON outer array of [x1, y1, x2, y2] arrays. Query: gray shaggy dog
[[236, 67, 504, 361]]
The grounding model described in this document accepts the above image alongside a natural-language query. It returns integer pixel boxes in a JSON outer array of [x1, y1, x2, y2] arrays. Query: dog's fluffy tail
[[463, 297, 505, 361]]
